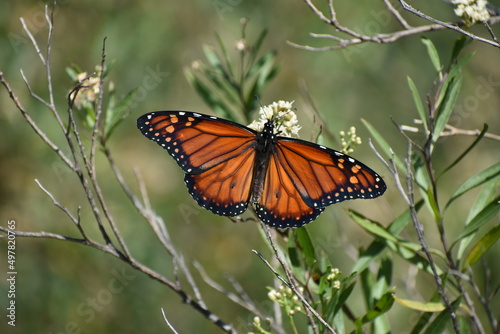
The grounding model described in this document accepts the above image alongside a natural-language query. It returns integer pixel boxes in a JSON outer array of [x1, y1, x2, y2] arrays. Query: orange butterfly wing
[[256, 137, 386, 228], [137, 111, 257, 216]]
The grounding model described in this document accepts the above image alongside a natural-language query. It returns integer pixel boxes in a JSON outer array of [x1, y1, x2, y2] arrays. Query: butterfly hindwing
[[273, 137, 386, 209], [256, 153, 325, 228], [185, 148, 256, 216]]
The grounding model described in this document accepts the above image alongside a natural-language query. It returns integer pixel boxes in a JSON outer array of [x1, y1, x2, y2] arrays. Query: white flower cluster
[[248, 100, 301, 138], [452, 0, 490, 23], [267, 284, 304, 316], [340, 126, 362, 154]]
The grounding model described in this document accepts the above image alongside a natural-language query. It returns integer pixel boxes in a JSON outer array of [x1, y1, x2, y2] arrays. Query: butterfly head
[[248, 100, 301, 138]]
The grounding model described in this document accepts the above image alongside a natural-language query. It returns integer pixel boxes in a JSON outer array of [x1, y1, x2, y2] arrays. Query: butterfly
[[137, 110, 386, 228]]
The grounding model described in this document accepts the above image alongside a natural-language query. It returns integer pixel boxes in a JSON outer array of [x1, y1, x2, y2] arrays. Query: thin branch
[[290, 0, 500, 51], [0, 73, 76, 172], [35, 179, 92, 241], [257, 222, 337, 334], [403, 140, 461, 334], [20, 17, 45, 65], [384, 0, 412, 29], [399, 0, 500, 48], [161, 308, 180, 334], [44, 5, 55, 108]]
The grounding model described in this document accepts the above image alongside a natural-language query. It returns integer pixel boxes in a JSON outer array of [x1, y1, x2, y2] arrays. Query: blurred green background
[[1, 0, 499, 333]]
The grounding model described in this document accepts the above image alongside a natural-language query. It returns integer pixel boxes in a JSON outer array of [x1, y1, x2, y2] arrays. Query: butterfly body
[[137, 111, 386, 228]]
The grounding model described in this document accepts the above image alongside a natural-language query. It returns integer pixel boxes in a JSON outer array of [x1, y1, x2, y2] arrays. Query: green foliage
[[188, 35, 499, 333], [184, 20, 280, 123], [67, 62, 137, 141]]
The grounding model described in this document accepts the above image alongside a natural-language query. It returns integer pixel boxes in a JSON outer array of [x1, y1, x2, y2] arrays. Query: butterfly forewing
[[137, 111, 257, 174], [273, 138, 387, 208]]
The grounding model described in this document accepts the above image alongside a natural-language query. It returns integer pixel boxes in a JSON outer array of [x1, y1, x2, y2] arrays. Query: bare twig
[[161, 308, 180, 334], [290, 0, 500, 51], [0, 72, 75, 172], [0, 5, 239, 333], [399, 0, 500, 48], [256, 222, 337, 334]]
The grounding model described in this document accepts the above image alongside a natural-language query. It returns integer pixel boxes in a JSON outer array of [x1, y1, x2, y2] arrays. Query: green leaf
[[446, 163, 500, 209], [334, 280, 356, 316], [438, 124, 488, 179], [433, 75, 461, 143], [295, 227, 317, 268], [247, 28, 268, 66], [361, 292, 395, 324], [202, 44, 224, 75], [104, 88, 137, 138], [214, 33, 234, 79], [407, 76, 428, 134], [351, 201, 424, 274], [457, 176, 500, 258], [423, 297, 461, 334], [246, 50, 276, 79], [435, 52, 472, 109], [361, 119, 405, 172], [421, 37, 441, 74], [66, 66, 79, 81], [184, 68, 233, 119], [411, 311, 434, 334], [463, 223, 500, 268], [456, 195, 500, 241], [393, 295, 445, 312], [426, 187, 442, 222], [450, 35, 470, 63], [348, 210, 421, 252]]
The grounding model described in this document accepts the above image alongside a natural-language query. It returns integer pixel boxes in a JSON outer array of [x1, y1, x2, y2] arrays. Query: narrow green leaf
[[66, 66, 79, 81], [214, 33, 234, 79], [334, 281, 356, 316], [435, 53, 472, 109], [250, 29, 268, 61], [295, 227, 317, 268], [184, 69, 233, 119], [361, 119, 405, 172], [448, 52, 474, 82], [351, 201, 424, 274], [105, 88, 137, 138], [407, 76, 428, 134], [463, 223, 500, 268], [426, 187, 442, 222], [433, 76, 461, 143], [246, 50, 276, 79], [348, 210, 421, 252], [410, 311, 434, 334], [446, 163, 500, 209], [456, 195, 500, 241], [438, 124, 488, 179], [421, 37, 441, 74], [199, 62, 239, 104], [457, 176, 500, 258], [450, 35, 469, 63], [349, 211, 446, 275], [393, 295, 445, 312], [423, 297, 461, 334], [361, 292, 395, 324], [287, 237, 301, 268], [202, 44, 224, 74]]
